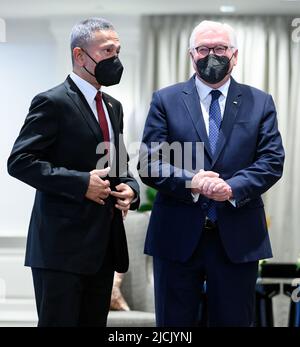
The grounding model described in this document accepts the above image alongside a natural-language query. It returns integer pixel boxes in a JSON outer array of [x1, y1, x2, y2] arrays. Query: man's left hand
[[110, 183, 135, 217]]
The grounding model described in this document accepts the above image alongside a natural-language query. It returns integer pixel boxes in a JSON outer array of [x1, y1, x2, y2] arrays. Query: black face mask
[[82, 49, 124, 86], [196, 54, 233, 84]]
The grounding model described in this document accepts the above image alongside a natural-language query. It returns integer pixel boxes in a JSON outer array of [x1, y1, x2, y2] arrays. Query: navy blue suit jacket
[[139, 75, 284, 264]]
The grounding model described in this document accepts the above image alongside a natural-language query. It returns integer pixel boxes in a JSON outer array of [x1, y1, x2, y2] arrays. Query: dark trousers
[[31, 245, 114, 327], [153, 227, 258, 327]]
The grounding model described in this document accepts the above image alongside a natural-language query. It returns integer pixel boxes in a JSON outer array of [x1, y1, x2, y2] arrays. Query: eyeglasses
[[193, 45, 234, 57]]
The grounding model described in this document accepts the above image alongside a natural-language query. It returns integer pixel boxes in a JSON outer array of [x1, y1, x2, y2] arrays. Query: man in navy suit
[[7, 18, 139, 326], [139, 20, 284, 327]]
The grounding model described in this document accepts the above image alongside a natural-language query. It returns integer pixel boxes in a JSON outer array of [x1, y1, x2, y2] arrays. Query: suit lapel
[[182, 76, 213, 159], [211, 78, 242, 167], [64, 76, 103, 143]]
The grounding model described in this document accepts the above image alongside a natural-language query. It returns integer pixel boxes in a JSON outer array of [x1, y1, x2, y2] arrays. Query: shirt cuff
[[191, 192, 200, 203], [229, 198, 236, 207], [131, 195, 139, 204]]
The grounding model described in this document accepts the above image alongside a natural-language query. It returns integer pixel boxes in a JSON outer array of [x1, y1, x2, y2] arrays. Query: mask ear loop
[[226, 51, 236, 76], [80, 48, 97, 77]]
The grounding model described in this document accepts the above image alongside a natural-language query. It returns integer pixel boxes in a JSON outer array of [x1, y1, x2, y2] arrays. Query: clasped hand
[[85, 167, 135, 218], [191, 169, 232, 201]]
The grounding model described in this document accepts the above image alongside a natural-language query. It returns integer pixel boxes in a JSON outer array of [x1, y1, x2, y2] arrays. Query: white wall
[[1, 19, 57, 236]]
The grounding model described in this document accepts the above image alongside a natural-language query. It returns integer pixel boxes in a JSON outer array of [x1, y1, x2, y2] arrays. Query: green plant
[[138, 187, 157, 212]]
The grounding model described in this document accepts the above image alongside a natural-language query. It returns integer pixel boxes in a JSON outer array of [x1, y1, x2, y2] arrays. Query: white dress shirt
[[195, 76, 231, 133], [192, 76, 235, 206], [69, 72, 115, 161]]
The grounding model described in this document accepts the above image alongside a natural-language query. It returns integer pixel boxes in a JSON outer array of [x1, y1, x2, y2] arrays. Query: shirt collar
[[69, 71, 100, 105], [195, 75, 231, 102]]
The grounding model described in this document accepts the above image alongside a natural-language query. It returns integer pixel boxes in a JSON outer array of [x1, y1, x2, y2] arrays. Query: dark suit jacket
[[139, 75, 284, 264], [7, 76, 140, 274]]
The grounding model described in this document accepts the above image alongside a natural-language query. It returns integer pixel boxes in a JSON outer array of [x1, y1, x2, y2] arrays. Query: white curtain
[[135, 15, 300, 262]]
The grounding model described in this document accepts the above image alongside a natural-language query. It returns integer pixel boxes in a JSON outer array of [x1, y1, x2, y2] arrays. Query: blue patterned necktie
[[207, 90, 222, 222]]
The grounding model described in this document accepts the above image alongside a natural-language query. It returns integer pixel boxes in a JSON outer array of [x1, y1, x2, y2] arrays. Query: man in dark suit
[[139, 20, 284, 327], [7, 17, 139, 327]]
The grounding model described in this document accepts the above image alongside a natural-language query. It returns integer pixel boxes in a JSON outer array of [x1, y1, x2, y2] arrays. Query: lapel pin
[[108, 102, 113, 108], [233, 101, 238, 105]]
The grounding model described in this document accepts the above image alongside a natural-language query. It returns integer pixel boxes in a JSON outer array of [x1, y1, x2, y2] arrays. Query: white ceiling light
[[220, 5, 236, 13]]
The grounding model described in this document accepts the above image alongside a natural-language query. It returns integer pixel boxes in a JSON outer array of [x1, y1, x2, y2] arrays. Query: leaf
[[138, 203, 153, 212], [146, 187, 157, 203]]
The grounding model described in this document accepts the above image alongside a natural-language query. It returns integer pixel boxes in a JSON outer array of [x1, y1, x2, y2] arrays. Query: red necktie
[[95, 91, 110, 160]]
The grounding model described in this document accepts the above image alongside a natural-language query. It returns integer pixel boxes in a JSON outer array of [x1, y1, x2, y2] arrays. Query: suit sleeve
[[226, 95, 285, 207], [116, 103, 140, 210], [138, 91, 194, 203], [7, 93, 90, 202]]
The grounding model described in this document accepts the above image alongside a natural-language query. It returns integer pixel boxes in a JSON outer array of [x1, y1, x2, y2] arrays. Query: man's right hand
[[85, 167, 111, 205], [191, 169, 219, 195]]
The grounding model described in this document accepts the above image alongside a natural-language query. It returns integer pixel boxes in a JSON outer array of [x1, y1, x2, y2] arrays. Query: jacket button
[[201, 202, 208, 210]]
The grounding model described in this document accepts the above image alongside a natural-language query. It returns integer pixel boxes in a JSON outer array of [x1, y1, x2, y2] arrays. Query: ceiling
[[0, 0, 300, 18]]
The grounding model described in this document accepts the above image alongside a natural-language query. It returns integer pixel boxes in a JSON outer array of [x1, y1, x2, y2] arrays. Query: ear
[[233, 48, 238, 66], [73, 47, 85, 67], [189, 49, 194, 60], [189, 50, 197, 71]]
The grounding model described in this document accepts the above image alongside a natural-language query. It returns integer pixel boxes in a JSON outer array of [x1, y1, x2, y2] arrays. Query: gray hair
[[189, 20, 238, 51], [70, 17, 115, 64]]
